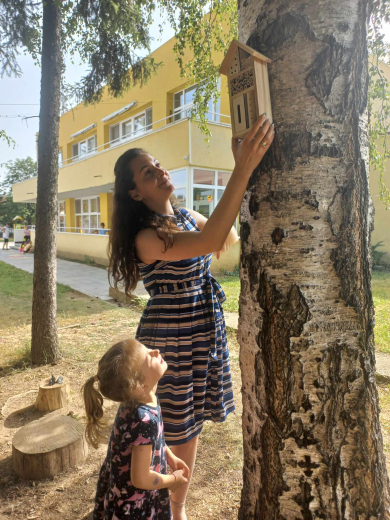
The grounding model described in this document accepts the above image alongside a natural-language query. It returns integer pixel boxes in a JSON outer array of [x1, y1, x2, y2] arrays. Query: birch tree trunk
[[31, 0, 61, 364], [237, 1, 390, 518]]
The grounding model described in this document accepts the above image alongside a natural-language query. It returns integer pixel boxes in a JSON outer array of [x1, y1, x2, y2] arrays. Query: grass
[[0, 261, 110, 329], [0, 261, 142, 372], [372, 271, 390, 353], [216, 275, 240, 313]]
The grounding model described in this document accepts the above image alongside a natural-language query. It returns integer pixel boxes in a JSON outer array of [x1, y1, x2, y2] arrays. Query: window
[[192, 168, 232, 219], [72, 135, 97, 161], [58, 201, 66, 231], [170, 169, 188, 209], [173, 79, 221, 123], [109, 107, 152, 146], [58, 151, 63, 167], [75, 196, 100, 233]]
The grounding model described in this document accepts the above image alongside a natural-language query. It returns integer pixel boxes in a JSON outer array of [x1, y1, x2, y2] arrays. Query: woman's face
[[128, 153, 174, 205]]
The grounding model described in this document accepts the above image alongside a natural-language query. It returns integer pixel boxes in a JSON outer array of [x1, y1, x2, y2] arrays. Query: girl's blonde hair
[[82, 339, 144, 448]]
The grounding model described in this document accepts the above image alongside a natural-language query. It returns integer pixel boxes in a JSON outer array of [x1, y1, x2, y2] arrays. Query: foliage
[[1, 157, 37, 195], [160, 0, 238, 137], [368, 0, 390, 209], [221, 264, 239, 277], [0, 0, 237, 121], [0, 130, 16, 148], [0, 157, 37, 225]]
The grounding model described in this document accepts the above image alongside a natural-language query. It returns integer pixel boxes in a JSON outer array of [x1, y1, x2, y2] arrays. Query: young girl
[[83, 338, 189, 519]]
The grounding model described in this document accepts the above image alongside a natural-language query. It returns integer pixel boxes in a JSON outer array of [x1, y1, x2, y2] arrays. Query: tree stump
[[35, 376, 70, 411], [12, 414, 88, 480]]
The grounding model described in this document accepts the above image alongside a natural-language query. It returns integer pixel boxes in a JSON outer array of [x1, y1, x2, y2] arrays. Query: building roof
[[219, 39, 271, 76]]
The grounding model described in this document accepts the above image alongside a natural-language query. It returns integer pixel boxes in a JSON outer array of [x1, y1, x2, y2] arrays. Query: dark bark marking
[[271, 227, 287, 245], [248, 11, 316, 55], [306, 35, 350, 116]]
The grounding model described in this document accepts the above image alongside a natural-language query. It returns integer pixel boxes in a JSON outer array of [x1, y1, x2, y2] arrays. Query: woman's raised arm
[[135, 115, 274, 264]]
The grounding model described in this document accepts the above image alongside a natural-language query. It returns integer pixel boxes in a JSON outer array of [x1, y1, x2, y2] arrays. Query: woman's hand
[[169, 469, 189, 492], [167, 453, 190, 479], [232, 114, 274, 176]]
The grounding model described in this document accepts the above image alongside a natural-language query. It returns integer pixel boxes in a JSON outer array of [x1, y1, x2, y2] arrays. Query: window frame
[[58, 200, 66, 232], [173, 78, 221, 123], [109, 107, 153, 148], [170, 167, 189, 210], [72, 135, 97, 161], [191, 167, 234, 222], [74, 195, 101, 233]]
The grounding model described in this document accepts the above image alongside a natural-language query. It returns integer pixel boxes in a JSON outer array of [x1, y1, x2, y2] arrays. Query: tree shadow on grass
[[3, 405, 50, 429], [0, 344, 32, 379]]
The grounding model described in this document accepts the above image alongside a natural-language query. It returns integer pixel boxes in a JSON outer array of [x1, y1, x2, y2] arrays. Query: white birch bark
[[237, 1, 390, 518]]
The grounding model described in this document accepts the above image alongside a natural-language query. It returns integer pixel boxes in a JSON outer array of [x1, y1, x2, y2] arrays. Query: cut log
[[35, 376, 70, 411], [12, 414, 88, 480]]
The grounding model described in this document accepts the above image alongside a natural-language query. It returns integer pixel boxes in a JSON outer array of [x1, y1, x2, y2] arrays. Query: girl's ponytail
[[83, 376, 104, 449]]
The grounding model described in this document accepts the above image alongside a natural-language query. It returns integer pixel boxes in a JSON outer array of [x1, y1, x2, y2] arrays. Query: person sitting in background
[[23, 226, 31, 244], [98, 222, 107, 235]]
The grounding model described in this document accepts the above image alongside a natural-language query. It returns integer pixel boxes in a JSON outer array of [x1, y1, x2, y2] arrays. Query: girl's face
[[128, 153, 174, 205], [136, 342, 167, 391]]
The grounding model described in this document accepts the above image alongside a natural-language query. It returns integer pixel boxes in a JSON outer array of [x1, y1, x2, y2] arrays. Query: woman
[[109, 115, 274, 519]]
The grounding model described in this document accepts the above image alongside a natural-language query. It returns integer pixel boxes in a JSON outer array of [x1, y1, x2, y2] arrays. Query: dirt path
[[0, 322, 243, 520]]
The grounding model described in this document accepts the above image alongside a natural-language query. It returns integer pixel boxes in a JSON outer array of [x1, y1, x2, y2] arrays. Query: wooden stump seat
[[12, 414, 88, 480], [35, 376, 70, 411]]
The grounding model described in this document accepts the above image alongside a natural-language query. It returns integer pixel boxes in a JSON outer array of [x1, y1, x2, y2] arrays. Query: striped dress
[[135, 207, 235, 445]]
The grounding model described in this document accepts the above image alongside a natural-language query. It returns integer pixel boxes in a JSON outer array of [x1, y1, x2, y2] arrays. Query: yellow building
[[12, 34, 239, 271], [369, 60, 390, 266]]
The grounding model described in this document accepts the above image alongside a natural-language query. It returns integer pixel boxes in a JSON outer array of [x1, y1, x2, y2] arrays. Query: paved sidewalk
[[0, 247, 113, 300]]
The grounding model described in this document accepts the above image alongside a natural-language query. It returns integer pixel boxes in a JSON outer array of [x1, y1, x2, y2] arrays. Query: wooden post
[[12, 414, 88, 480]]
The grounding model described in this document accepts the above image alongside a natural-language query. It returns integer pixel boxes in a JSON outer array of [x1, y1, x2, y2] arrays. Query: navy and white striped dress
[[135, 207, 235, 445]]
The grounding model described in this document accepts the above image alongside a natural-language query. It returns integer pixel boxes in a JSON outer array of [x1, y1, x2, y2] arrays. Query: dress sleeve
[[127, 406, 158, 447]]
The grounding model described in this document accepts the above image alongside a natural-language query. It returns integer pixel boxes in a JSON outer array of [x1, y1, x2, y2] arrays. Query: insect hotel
[[220, 39, 272, 139]]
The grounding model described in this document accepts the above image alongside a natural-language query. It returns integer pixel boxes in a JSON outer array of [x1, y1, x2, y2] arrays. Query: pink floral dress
[[93, 403, 172, 519]]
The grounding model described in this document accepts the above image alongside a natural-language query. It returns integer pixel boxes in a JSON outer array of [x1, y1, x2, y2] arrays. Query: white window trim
[[75, 195, 101, 233], [58, 200, 66, 231], [109, 107, 152, 148], [58, 150, 63, 168], [170, 167, 190, 209], [191, 167, 233, 219], [72, 135, 97, 161], [173, 79, 221, 122]]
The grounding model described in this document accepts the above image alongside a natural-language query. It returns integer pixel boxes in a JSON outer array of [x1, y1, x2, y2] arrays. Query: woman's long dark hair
[[109, 148, 178, 296]]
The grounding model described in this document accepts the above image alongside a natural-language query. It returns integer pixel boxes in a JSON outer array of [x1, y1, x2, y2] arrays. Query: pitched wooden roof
[[219, 39, 271, 76]]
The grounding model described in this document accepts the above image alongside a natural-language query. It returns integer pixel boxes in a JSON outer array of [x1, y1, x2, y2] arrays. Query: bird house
[[220, 40, 272, 139]]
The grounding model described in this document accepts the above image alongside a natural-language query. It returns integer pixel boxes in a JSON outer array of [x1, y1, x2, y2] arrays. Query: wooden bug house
[[220, 40, 272, 139]]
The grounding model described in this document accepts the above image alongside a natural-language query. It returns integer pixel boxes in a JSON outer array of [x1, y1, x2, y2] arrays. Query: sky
[[0, 10, 175, 180]]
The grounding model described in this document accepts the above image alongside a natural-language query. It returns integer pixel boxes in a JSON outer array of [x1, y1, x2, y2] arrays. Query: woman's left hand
[[167, 454, 190, 479]]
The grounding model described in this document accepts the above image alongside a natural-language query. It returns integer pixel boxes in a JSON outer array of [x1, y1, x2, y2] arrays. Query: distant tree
[[1, 157, 37, 194], [0, 157, 37, 225], [0, 0, 236, 364]]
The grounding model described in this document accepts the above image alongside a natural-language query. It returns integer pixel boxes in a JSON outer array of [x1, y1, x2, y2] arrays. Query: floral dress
[[93, 403, 171, 520]]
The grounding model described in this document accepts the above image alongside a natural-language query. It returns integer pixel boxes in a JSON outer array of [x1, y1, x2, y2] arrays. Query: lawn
[[0, 263, 389, 520], [372, 271, 390, 353]]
